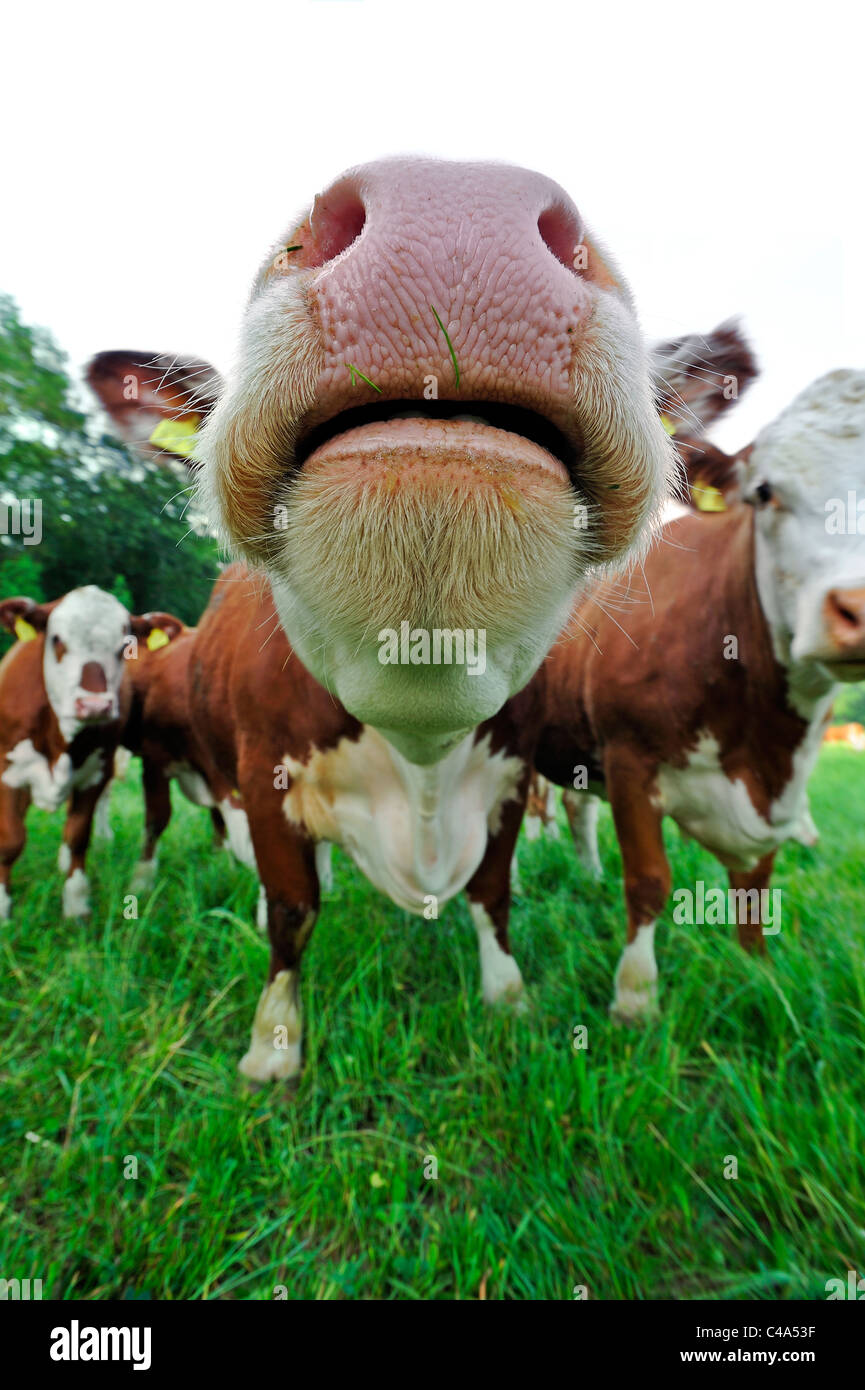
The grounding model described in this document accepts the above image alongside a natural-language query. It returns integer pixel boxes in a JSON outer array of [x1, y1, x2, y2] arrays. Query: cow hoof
[[494, 987, 530, 1016], [130, 859, 157, 894], [62, 870, 91, 919], [238, 1044, 302, 1083], [609, 991, 659, 1026], [484, 970, 528, 1013]]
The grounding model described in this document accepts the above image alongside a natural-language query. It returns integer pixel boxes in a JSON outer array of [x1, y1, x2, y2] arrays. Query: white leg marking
[[57, 843, 71, 874], [130, 858, 158, 894], [63, 868, 91, 919], [523, 814, 542, 842], [0, 884, 11, 920], [563, 790, 603, 880], [469, 901, 525, 1007], [256, 884, 268, 933], [611, 922, 658, 1023], [238, 969, 303, 1081], [315, 840, 334, 894], [93, 789, 113, 841]]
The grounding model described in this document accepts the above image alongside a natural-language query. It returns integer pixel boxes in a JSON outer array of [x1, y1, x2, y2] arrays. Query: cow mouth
[[295, 400, 581, 486]]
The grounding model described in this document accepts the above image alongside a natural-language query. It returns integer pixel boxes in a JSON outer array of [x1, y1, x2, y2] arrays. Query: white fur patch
[[281, 729, 524, 914], [238, 968, 303, 1081], [0, 884, 11, 920], [652, 727, 828, 873], [256, 885, 268, 933], [469, 901, 524, 1006], [2, 740, 71, 811], [130, 858, 158, 894], [315, 840, 333, 893], [219, 799, 257, 871], [62, 868, 91, 918], [93, 789, 113, 840], [611, 923, 658, 1023], [57, 843, 71, 873]]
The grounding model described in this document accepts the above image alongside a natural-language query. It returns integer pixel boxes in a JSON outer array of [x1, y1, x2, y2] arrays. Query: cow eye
[[52, 635, 67, 660], [753, 481, 774, 506]]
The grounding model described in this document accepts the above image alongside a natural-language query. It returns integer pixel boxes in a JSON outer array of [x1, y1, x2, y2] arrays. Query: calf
[[529, 369, 865, 1021], [89, 154, 751, 1078], [0, 587, 178, 919]]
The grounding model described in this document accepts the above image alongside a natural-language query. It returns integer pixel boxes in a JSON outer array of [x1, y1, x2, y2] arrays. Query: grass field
[[2, 749, 864, 1301]]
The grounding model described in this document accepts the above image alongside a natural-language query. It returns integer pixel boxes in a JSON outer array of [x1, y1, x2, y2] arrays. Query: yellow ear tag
[[14, 617, 38, 643], [146, 627, 170, 652], [148, 416, 200, 459], [691, 483, 727, 513], [660, 414, 677, 437]]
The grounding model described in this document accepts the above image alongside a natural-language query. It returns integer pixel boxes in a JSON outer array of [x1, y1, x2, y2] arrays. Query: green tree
[[0, 294, 221, 652]]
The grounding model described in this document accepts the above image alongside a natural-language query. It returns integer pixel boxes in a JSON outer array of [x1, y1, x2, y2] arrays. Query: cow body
[[88, 155, 756, 1077], [529, 370, 865, 1021]]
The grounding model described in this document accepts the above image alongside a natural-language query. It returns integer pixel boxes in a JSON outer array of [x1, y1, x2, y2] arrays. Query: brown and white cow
[[88, 154, 753, 1078], [118, 622, 334, 916], [0, 587, 180, 919], [528, 369, 865, 1021]]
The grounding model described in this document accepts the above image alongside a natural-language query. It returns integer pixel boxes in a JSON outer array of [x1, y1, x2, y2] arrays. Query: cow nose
[[74, 693, 116, 721], [824, 587, 865, 654], [305, 158, 591, 411]]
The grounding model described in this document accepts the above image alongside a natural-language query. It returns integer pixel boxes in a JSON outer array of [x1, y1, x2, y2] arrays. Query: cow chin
[[268, 454, 581, 760]]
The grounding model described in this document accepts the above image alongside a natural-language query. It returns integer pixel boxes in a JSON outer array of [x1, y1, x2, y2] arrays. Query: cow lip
[[294, 399, 581, 483]]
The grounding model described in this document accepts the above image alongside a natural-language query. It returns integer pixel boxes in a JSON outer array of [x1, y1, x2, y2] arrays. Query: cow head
[[88, 157, 753, 762], [0, 588, 184, 741], [680, 370, 865, 683]]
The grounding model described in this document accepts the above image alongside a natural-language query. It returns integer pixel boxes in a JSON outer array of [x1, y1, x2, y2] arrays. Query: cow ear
[[674, 437, 743, 512], [0, 596, 53, 639], [86, 350, 223, 469], [652, 320, 758, 436], [129, 612, 186, 650]]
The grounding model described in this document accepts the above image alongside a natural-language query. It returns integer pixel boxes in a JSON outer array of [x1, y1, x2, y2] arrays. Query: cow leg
[[210, 806, 227, 848], [92, 783, 114, 840], [563, 789, 603, 879], [465, 797, 526, 1007], [61, 779, 109, 917], [239, 800, 320, 1082], [130, 759, 171, 893], [729, 852, 776, 954], [315, 840, 334, 894], [0, 782, 28, 919], [607, 754, 670, 1023]]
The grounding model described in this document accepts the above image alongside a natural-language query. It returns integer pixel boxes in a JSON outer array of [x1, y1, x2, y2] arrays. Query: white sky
[[3, 0, 862, 450]]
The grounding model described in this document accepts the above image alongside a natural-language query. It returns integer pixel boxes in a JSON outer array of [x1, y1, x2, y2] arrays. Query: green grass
[[1, 750, 864, 1301]]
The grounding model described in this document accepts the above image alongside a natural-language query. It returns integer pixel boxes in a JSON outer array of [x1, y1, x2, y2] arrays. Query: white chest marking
[[652, 719, 830, 872], [281, 729, 524, 913], [2, 740, 105, 811]]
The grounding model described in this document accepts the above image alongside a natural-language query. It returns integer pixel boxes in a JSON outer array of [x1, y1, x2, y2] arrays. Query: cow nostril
[[308, 185, 366, 266], [538, 204, 585, 273]]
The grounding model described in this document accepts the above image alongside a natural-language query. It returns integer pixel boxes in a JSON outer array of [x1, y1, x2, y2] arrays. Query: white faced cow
[[529, 369, 865, 1020], [88, 155, 753, 1079], [0, 587, 178, 919]]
